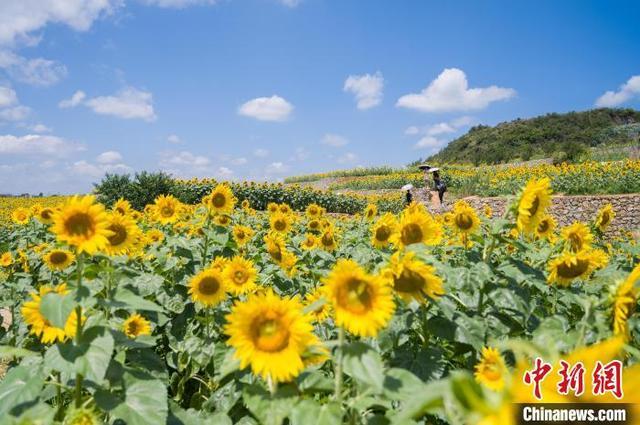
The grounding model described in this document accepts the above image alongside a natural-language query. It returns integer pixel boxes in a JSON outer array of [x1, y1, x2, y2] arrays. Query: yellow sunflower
[[595, 204, 615, 232], [384, 251, 444, 303], [63, 407, 101, 425], [371, 213, 397, 249], [516, 177, 552, 234], [264, 232, 297, 275], [232, 225, 254, 247], [364, 203, 378, 221], [279, 204, 292, 215], [42, 249, 75, 271], [304, 287, 331, 322], [210, 256, 230, 272], [153, 194, 181, 224], [267, 202, 279, 214], [451, 201, 480, 235], [0, 252, 13, 267], [612, 264, 640, 337], [305, 203, 323, 219], [241, 199, 251, 210], [224, 290, 322, 383], [535, 215, 556, 240], [50, 195, 112, 254], [112, 198, 132, 216], [560, 222, 593, 252], [215, 214, 232, 227], [474, 347, 507, 391], [11, 207, 30, 225], [223, 256, 258, 295], [104, 213, 140, 256], [390, 203, 442, 248], [188, 267, 227, 307], [322, 259, 395, 337], [300, 233, 318, 250], [547, 249, 608, 286], [483, 204, 493, 218], [36, 207, 55, 225], [319, 229, 338, 252], [270, 211, 293, 234], [203, 184, 236, 215], [146, 228, 165, 244], [307, 219, 322, 233], [21, 283, 83, 344], [122, 313, 152, 338]]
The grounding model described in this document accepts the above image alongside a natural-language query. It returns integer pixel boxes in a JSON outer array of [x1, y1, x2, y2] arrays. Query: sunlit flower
[[547, 249, 608, 286], [11, 207, 31, 225], [305, 203, 323, 219], [319, 228, 338, 252], [223, 256, 258, 295], [225, 290, 322, 383], [535, 215, 556, 240], [322, 259, 395, 337], [188, 267, 227, 307], [390, 202, 442, 248], [63, 407, 101, 425], [371, 213, 397, 249], [51, 195, 112, 254], [122, 313, 152, 338], [104, 213, 140, 256], [364, 203, 378, 221], [153, 194, 181, 224], [112, 198, 132, 216], [270, 211, 293, 235], [595, 204, 615, 232], [203, 184, 236, 215], [612, 264, 640, 338], [560, 222, 593, 252], [516, 177, 552, 234], [21, 283, 83, 344], [42, 249, 75, 271], [0, 252, 13, 267], [36, 207, 55, 225], [383, 251, 444, 303], [232, 224, 254, 247], [474, 347, 507, 391], [300, 233, 318, 250], [451, 200, 480, 235], [304, 287, 331, 322], [146, 228, 165, 244]]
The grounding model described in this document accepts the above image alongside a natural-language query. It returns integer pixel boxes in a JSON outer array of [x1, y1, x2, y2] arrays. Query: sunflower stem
[[201, 213, 212, 265], [74, 253, 85, 407], [334, 327, 345, 404], [267, 375, 277, 396]]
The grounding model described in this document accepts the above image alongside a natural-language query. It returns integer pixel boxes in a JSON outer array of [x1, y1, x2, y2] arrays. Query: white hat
[[401, 184, 414, 191]]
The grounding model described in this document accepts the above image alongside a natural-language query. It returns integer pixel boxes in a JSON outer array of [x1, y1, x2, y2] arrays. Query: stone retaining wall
[[462, 193, 640, 236]]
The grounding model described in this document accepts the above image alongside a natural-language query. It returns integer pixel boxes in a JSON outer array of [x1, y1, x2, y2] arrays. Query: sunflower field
[[0, 179, 639, 425]]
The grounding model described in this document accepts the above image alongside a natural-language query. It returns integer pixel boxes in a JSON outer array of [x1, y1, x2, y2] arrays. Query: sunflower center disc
[[253, 318, 290, 352], [65, 213, 94, 236], [394, 269, 425, 295], [108, 224, 128, 246], [50, 252, 68, 265], [198, 277, 220, 295], [375, 226, 391, 241], [455, 214, 473, 230], [557, 258, 590, 279], [212, 193, 226, 208], [528, 196, 540, 217], [339, 278, 373, 314], [401, 223, 423, 245]]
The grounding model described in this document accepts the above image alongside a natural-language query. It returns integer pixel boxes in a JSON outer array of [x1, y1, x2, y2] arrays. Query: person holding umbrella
[[429, 167, 446, 205], [401, 184, 414, 206]]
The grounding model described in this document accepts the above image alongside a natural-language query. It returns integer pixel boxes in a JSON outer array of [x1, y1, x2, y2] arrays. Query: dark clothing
[[434, 178, 446, 203], [405, 191, 413, 205]]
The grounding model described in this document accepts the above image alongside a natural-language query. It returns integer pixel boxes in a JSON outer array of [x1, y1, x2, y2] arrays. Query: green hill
[[427, 108, 640, 165]]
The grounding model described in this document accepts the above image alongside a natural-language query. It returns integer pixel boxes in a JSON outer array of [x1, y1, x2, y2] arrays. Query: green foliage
[[429, 108, 640, 165], [95, 171, 176, 210], [284, 166, 416, 184]]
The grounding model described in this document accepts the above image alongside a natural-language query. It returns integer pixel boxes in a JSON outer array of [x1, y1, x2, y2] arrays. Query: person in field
[[430, 168, 447, 205]]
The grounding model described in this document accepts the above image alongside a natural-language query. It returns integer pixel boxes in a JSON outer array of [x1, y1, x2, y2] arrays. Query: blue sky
[[1, 0, 639, 194]]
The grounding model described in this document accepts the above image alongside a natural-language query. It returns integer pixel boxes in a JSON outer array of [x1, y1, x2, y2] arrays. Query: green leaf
[[289, 400, 343, 425], [97, 375, 168, 425], [243, 384, 297, 425], [0, 365, 44, 417], [44, 326, 114, 383], [342, 342, 385, 392], [39, 292, 74, 329], [389, 379, 447, 423], [109, 288, 164, 312], [382, 368, 427, 401], [0, 346, 39, 360]]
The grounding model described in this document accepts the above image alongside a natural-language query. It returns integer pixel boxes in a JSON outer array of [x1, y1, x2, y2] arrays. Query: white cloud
[[0, 51, 67, 86], [58, 90, 86, 108], [0, 85, 17, 108], [31, 123, 52, 133], [343, 71, 384, 110], [321, 133, 349, 147], [265, 161, 288, 174], [279, 0, 301, 7], [238, 95, 293, 122], [139, 0, 216, 7], [71, 160, 131, 178], [0, 0, 122, 47], [404, 126, 420, 136], [292, 147, 309, 161], [253, 148, 269, 157], [0, 134, 83, 156], [96, 150, 123, 164], [595, 75, 640, 107], [216, 166, 233, 177], [160, 150, 210, 167], [415, 136, 446, 150], [167, 134, 182, 144], [0, 105, 30, 122], [396, 68, 516, 113], [85, 87, 157, 121], [337, 152, 357, 164], [230, 157, 247, 165]]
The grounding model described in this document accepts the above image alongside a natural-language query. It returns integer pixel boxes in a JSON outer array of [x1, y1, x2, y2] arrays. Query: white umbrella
[[401, 184, 414, 191], [427, 167, 440, 173]]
